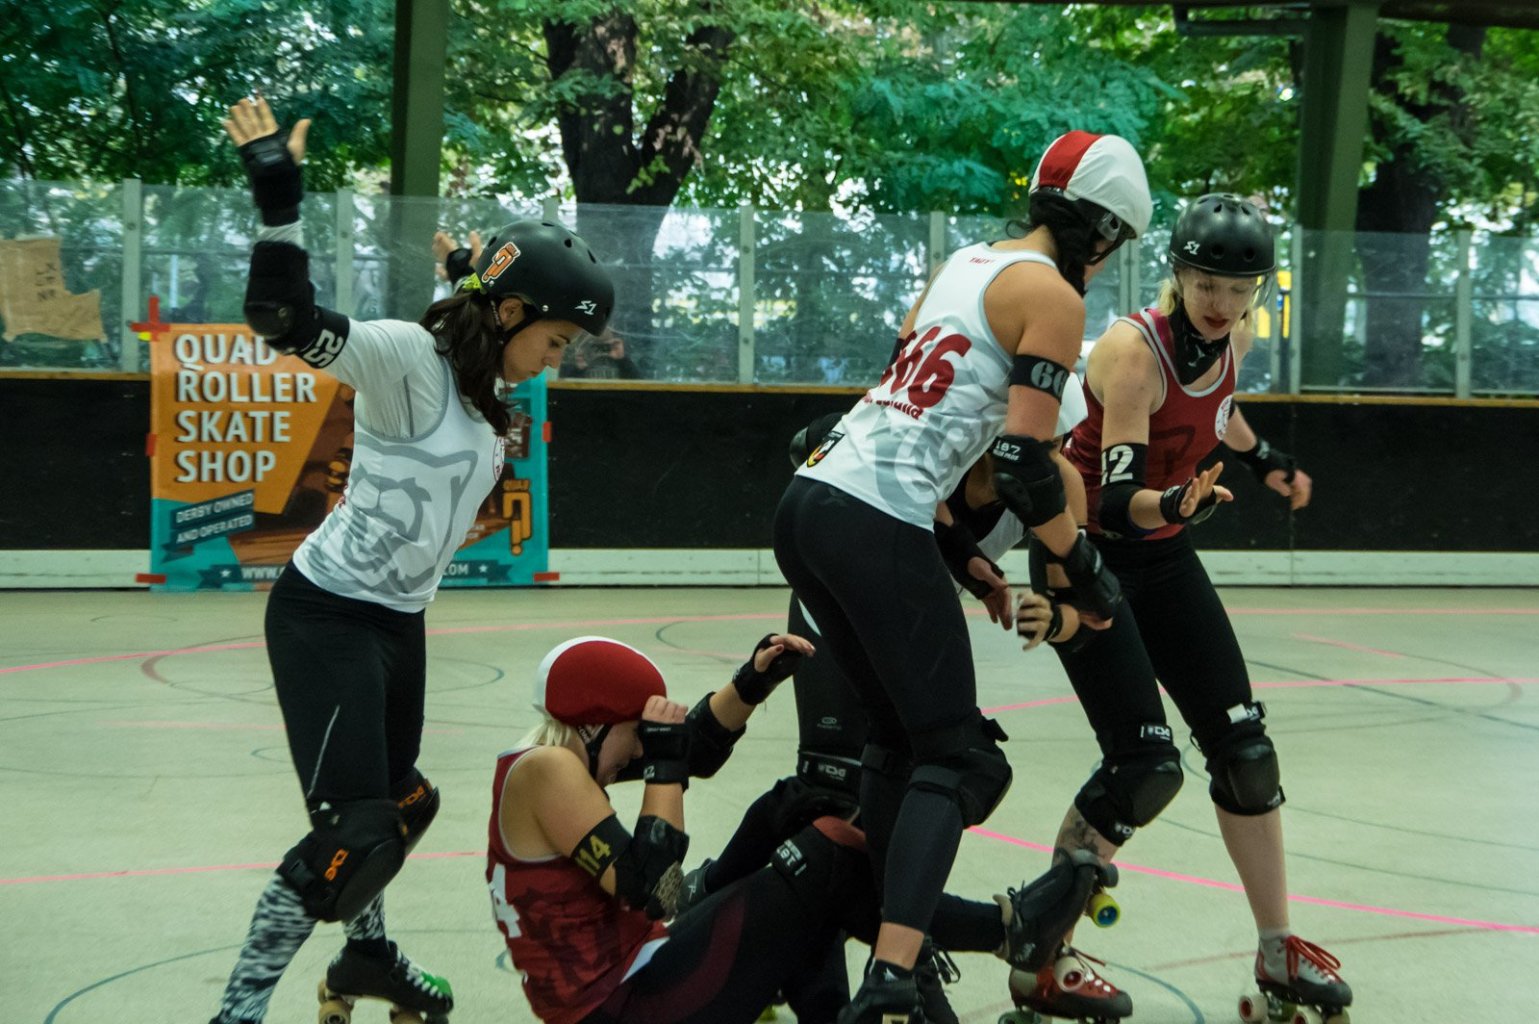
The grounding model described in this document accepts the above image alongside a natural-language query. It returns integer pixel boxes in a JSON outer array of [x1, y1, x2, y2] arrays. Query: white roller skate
[[317, 942, 453, 1024], [1237, 935, 1351, 1024]]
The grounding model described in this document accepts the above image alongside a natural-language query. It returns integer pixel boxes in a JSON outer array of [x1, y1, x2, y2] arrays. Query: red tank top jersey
[[1065, 307, 1236, 541], [486, 747, 668, 1024]]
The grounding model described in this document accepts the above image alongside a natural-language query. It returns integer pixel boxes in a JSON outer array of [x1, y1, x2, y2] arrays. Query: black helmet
[[1169, 194, 1274, 277], [470, 220, 614, 336]]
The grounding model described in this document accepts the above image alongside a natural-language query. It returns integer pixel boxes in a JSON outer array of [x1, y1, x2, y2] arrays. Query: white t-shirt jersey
[[264, 226, 503, 612], [797, 244, 1059, 529]]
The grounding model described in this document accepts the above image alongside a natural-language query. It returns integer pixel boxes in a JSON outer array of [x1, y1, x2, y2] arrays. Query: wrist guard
[[638, 720, 689, 786], [935, 519, 1000, 599], [1158, 480, 1220, 527], [1234, 437, 1296, 485], [237, 133, 303, 226], [1058, 532, 1123, 621], [732, 634, 802, 705]]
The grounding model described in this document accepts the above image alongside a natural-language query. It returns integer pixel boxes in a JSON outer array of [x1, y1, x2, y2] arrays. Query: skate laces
[[924, 946, 961, 985], [1284, 936, 1342, 981], [395, 948, 451, 996]]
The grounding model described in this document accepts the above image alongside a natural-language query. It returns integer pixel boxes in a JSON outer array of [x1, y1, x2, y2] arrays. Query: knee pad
[[392, 769, 439, 854], [908, 716, 1014, 827], [797, 749, 863, 802], [278, 798, 407, 922], [1074, 742, 1183, 845], [773, 817, 871, 903], [1206, 727, 1283, 815]]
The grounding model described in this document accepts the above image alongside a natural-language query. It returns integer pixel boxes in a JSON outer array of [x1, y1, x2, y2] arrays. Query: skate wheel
[[1237, 987, 1268, 1023], [998, 1012, 1043, 1024], [317, 981, 354, 1024], [1087, 891, 1120, 928], [1324, 1012, 1350, 1024], [1290, 1008, 1323, 1024], [757, 1005, 778, 1021], [388, 1011, 425, 1024]]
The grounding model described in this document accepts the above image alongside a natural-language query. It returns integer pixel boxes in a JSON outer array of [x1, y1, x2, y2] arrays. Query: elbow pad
[[989, 435, 1066, 528], [245, 241, 350, 366], [684, 693, 744, 778], [613, 815, 690, 920]]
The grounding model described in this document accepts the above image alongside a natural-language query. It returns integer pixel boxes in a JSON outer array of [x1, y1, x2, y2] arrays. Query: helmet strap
[[1170, 303, 1230, 385], [492, 297, 539, 346], [577, 723, 611, 778]]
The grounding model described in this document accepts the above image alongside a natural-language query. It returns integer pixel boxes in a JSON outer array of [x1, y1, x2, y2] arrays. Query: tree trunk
[[1355, 25, 1484, 388], [544, 7, 734, 369]]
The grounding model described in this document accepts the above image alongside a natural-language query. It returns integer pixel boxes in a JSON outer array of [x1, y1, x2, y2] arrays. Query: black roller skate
[[835, 966, 925, 1024], [914, 940, 961, 1024], [995, 851, 1118, 972], [1238, 935, 1352, 1024], [317, 942, 454, 1024], [999, 945, 1132, 1023]]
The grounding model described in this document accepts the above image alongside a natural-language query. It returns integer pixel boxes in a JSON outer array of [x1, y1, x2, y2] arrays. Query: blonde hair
[[518, 715, 580, 749], [1156, 267, 1264, 327]]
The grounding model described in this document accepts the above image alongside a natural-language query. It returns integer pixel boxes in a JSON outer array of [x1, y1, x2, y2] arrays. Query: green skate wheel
[[1324, 1011, 1350, 1024], [998, 1012, 1044, 1024]]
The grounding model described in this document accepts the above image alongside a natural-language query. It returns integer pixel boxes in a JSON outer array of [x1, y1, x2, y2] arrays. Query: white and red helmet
[[533, 636, 666, 726], [1031, 131, 1153, 244]]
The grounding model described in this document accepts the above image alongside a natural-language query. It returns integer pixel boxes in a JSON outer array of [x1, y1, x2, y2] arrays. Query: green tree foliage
[[0, 0, 393, 191]]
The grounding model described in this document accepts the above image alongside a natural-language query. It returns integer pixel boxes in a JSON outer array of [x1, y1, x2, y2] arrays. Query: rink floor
[[2, 585, 1536, 1023]]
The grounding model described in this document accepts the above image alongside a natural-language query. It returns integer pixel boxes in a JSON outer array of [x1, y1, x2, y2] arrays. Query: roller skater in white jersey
[[773, 130, 1151, 1024], [207, 96, 613, 1024]]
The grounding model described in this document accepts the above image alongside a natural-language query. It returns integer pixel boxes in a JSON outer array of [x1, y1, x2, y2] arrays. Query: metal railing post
[[737, 203, 755, 384], [1288, 227, 1305, 394], [928, 211, 946, 274], [334, 188, 355, 317], [1454, 229, 1473, 399], [119, 178, 143, 372]]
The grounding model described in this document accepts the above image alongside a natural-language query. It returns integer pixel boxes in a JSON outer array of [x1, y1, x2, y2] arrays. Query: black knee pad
[[279, 798, 407, 922], [908, 716, 1013, 827], [1074, 746, 1184, 846], [392, 769, 439, 854], [773, 816, 872, 904], [797, 749, 863, 802], [1205, 717, 1284, 815]]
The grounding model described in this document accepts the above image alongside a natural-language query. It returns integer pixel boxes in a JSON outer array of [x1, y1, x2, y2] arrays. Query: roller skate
[[1237, 935, 1352, 1024], [835, 966, 925, 1024], [998, 945, 1132, 1024], [317, 942, 453, 1024], [996, 850, 1118, 972], [914, 939, 961, 1024]]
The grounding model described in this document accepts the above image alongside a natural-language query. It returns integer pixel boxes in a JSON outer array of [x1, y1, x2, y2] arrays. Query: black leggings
[[773, 477, 979, 932], [582, 823, 881, 1024], [265, 563, 427, 806], [1056, 532, 1261, 824]]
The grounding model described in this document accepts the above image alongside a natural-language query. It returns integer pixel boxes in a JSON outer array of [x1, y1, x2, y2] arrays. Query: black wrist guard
[[638, 720, 689, 786], [935, 519, 1000, 599], [1234, 437, 1296, 485], [1059, 533, 1123, 621], [238, 133, 303, 226], [732, 634, 801, 705], [444, 247, 473, 288]]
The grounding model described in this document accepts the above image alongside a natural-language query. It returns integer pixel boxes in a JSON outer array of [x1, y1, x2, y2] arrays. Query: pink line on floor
[[986, 677, 1539, 716], [0, 849, 480, 886], [967, 827, 1539, 935], [1229, 607, 1539, 616], [0, 612, 785, 676], [1293, 633, 1406, 658]]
